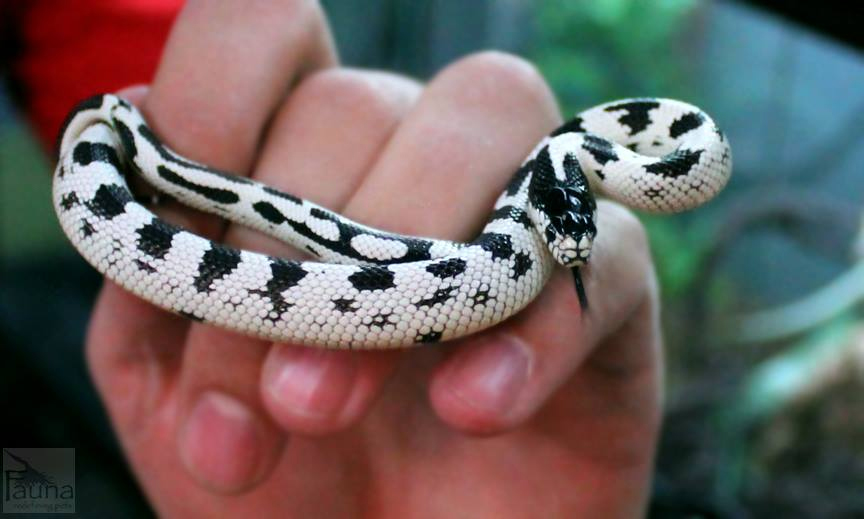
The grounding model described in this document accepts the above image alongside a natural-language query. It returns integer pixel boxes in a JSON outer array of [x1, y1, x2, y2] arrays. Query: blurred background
[[1, 0, 862, 516]]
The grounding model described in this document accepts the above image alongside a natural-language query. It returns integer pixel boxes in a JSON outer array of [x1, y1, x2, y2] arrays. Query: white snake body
[[53, 94, 731, 349]]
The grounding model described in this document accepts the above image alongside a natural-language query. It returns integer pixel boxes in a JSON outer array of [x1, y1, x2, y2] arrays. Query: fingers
[[86, 0, 340, 496], [145, 0, 336, 170], [227, 68, 422, 258], [258, 51, 561, 436], [175, 67, 420, 490], [86, 281, 188, 438], [86, 85, 186, 440], [245, 69, 423, 434], [348, 51, 560, 237], [430, 201, 662, 441], [151, 0, 336, 493], [143, 0, 337, 239], [183, 70, 421, 442]]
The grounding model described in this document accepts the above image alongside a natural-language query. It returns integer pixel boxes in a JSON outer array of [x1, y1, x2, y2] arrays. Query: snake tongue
[[571, 267, 589, 312]]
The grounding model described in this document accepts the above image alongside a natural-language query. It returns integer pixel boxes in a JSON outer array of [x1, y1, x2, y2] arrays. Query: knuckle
[[265, 0, 326, 38], [293, 69, 416, 123], [601, 201, 651, 259], [294, 0, 326, 30], [194, 0, 322, 26], [237, 0, 327, 44], [297, 69, 383, 106], [596, 200, 656, 296], [587, 202, 660, 344], [445, 50, 553, 108], [265, 0, 321, 18]]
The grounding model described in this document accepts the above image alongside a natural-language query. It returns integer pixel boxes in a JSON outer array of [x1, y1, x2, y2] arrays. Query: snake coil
[[54, 95, 731, 349]]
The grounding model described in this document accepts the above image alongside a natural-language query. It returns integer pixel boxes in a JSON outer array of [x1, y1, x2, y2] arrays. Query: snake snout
[[550, 233, 593, 268]]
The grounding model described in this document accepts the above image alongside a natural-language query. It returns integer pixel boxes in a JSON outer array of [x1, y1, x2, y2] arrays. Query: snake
[[53, 94, 731, 349]]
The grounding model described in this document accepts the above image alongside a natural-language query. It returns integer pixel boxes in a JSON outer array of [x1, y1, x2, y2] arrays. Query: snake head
[[527, 146, 598, 268], [538, 185, 597, 267]]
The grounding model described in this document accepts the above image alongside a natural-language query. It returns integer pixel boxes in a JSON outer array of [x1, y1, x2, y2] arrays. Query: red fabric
[[8, 0, 182, 149]]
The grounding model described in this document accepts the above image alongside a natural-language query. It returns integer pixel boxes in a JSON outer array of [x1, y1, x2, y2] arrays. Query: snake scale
[[53, 94, 731, 349]]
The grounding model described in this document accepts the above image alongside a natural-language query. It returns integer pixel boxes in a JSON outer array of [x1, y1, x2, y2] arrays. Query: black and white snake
[[53, 94, 731, 349]]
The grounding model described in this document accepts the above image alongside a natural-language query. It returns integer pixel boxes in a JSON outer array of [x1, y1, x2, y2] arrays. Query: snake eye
[[544, 187, 569, 216]]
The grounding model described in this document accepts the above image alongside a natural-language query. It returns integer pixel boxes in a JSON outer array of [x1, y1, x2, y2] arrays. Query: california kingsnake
[[53, 94, 731, 349]]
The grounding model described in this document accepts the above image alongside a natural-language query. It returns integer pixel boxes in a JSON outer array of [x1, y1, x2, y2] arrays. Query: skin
[[85, 1, 662, 517]]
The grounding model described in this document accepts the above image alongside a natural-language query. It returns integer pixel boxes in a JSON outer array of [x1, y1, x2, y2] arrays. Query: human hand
[[86, 1, 661, 517]]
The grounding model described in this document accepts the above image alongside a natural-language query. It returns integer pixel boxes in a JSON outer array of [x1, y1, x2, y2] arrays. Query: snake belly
[[53, 94, 731, 349]]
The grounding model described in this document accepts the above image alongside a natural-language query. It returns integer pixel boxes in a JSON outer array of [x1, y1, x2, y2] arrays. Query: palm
[[86, 3, 660, 517]]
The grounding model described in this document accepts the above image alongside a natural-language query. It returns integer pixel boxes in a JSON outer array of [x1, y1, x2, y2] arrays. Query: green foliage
[[641, 214, 712, 298], [531, 0, 699, 114], [0, 125, 65, 261]]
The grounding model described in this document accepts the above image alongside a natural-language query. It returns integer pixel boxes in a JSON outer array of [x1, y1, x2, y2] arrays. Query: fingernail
[[265, 346, 357, 419], [180, 391, 264, 492], [446, 334, 532, 416]]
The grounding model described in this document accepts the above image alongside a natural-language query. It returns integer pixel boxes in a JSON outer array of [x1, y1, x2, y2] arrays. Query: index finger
[[145, 0, 336, 174], [143, 0, 339, 487]]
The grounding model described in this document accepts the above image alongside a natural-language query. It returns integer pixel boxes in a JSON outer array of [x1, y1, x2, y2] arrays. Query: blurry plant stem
[[732, 261, 864, 344], [712, 319, 857, 506]]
